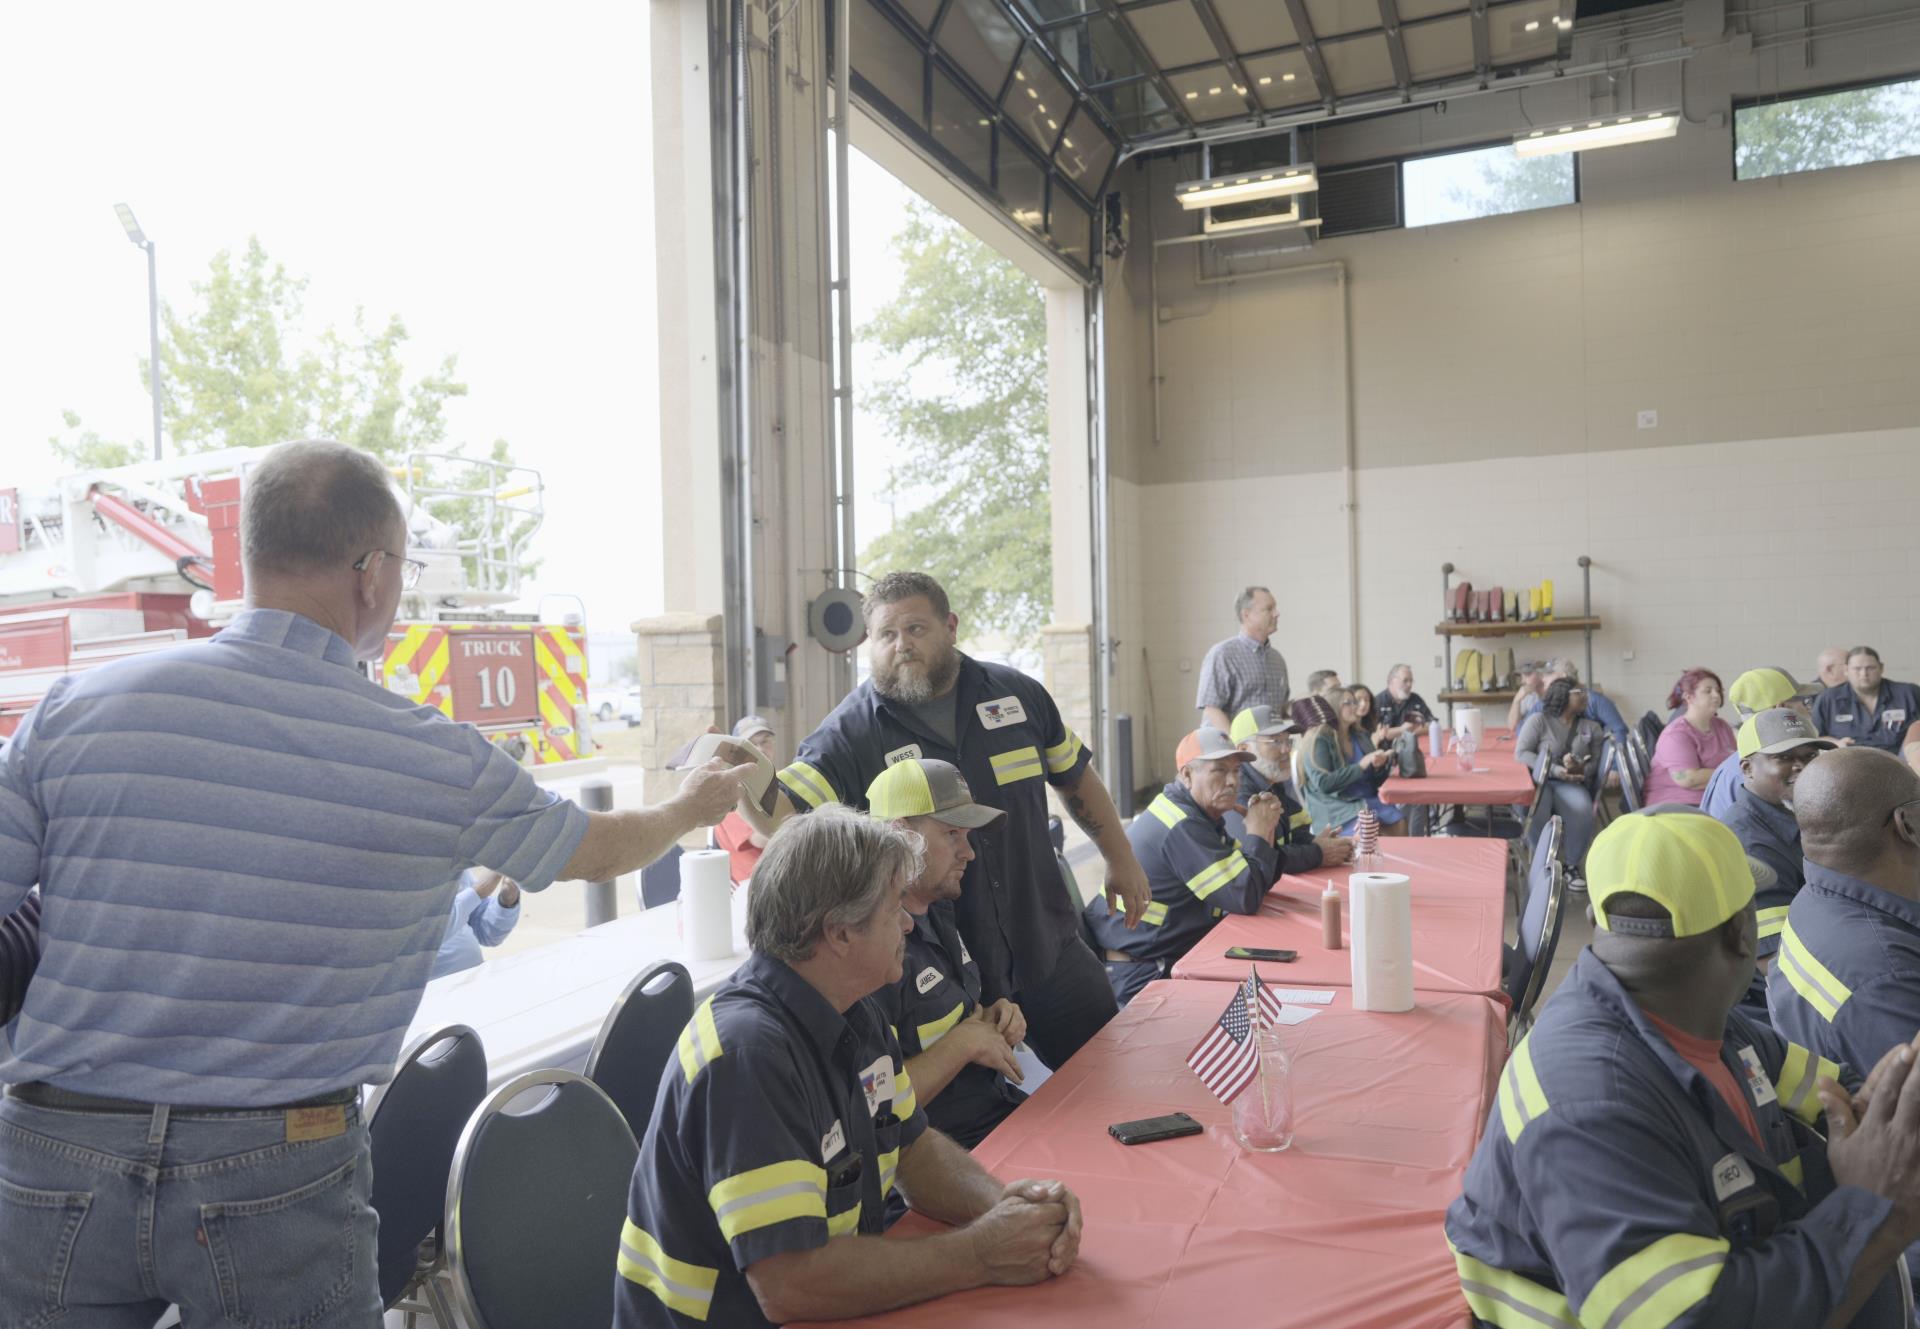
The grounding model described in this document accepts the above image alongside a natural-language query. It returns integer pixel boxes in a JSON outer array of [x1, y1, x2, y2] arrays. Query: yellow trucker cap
[[866, 759, 1004, 829], [1728, 667, 1820, 716], [1230, 705, 1297, 745], [1589, 807, 1756, 939]]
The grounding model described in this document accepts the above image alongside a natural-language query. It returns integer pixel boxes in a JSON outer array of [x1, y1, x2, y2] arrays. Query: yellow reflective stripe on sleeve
[[1185, 849, 1250, 902], [1497, 1038, 1550, 1144], [1045, 730, 1084, 774], [1147, 794, 1186, 829], [1289, 808, 1311, 830], [777, 761, 838, 810], [618, 1220, 719, 1321], [990, 746, 1044, 785], [1781, 1155, 1805, 1189], [878, 1147, 901, 1197], [826, 1201, 862, 1237], [709, 1160, 828, 1242], [1777, 921, 1851, 1023], [894, 1064, 917, 1120], [1579, 1232, 1728, 1329], [1755, 906, 1789, 940], [916, 1002, 967, 1049], [1140, 900, 1169, 926], [1450, 1241, 1577, 1329], [1775, 1042, 1843, 1125], [676, 998, 723, 1084]]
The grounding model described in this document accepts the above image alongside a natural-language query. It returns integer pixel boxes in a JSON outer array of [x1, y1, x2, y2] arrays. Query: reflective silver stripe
[[1502, 1057, 1539, 1135], [1597, 1252, 1725, 1329], [1458, 1278, 1578, 1329], [619, 1240, 715, 1312], [711, 1178, 820, 1224]]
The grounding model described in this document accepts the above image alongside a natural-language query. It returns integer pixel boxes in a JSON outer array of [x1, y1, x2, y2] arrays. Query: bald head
[[1796, 747, 1920, 874], [242, 440, 403, 579], [1817, 647, 1847, 690]]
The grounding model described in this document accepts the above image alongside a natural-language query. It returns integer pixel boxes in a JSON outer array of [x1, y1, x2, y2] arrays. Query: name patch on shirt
[[886, 743, 923, 766], [977, 697, 1027, 730], [1836, 714, 1855, 724], [1737, 1047, 1778, 1106], [915, 965, 944, 995], [1711, 1152, 1757, 1202], [1885, 708, 1909, 731], [858, 1056, 895, 1117], [821, 1119, 846, 1163]]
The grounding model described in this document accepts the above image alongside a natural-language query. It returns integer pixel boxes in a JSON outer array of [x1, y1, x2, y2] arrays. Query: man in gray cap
[[1717, 708, 1833, 956], [867, 759, 1027, 1149], [1229, 705, 1350, 873]]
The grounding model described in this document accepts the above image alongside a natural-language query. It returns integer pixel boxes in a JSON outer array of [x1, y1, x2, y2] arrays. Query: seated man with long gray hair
[[615, 805, 1083, 1328]]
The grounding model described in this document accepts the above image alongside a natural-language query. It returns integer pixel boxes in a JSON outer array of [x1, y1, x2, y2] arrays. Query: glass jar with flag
[[1232, 1027, 1294, 1152]]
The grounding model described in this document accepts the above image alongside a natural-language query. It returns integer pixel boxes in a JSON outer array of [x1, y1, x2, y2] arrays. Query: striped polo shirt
[[0, 609, 588, 1105]]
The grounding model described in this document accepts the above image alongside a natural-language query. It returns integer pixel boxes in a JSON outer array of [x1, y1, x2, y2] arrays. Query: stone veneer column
[[1040, 622, 1095, 752], [632, 612, 727, 842]]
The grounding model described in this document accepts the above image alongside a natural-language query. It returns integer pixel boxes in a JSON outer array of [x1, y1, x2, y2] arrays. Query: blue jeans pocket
[[0, 1175, 90, 1329], [200, 1154, 360, 1329]]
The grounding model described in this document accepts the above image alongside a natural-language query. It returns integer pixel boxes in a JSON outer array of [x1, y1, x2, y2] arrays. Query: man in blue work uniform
[[740, 571, 1150, 1069], [614, 806, 1083, 1328], [867, 759, 1027, 1150], [1086, 727, 1298, 1005], [1701, 668, 1824, 817], [1813, 647, 1920, 754], [1770, 747, 1920, 1108], [1446, 808, 1920, 1329]]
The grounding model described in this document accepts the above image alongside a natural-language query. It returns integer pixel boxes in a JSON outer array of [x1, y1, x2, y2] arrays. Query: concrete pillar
[[1040, 622, 1096, 750], [632, 611, 727, 837]]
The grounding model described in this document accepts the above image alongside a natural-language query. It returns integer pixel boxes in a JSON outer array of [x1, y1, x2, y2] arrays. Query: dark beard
[[873, 645, 961, 704]]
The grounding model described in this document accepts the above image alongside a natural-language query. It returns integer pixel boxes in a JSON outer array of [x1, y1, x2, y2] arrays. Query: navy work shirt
[[1714, 783, 1805, 957], [778, 655, 1093, 1002], [1811, 680, 1920, 753]]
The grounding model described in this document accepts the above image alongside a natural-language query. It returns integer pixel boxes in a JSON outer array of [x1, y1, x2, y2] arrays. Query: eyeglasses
[[352, 549, 427, 590]]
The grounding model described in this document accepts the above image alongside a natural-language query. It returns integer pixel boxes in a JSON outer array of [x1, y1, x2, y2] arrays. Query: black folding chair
[[584, 960, 695, 1138], [445, 1070, 639, 1329], [367, 1024, 489, 1328], [1504, 816, 1566, 1040]]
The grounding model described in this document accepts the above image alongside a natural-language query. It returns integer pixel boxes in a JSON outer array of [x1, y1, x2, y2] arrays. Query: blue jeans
[[0, 1090, 380, 1329], [1541, 779, 1597, 870]]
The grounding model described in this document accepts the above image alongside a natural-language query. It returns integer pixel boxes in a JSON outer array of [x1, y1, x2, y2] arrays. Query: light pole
[[114, 203, 164, 461]]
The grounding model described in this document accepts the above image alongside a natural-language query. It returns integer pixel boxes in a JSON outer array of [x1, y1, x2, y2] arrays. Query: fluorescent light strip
[[1513, 112, 1679, 158], [1175, 165, 1318, 210]]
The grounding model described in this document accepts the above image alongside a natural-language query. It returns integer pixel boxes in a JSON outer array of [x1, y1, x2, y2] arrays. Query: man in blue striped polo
[[0, 439, 752, 1326]]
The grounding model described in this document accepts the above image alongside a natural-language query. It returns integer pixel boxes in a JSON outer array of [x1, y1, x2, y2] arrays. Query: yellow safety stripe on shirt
[[1498, 1038, 1550, 1144], [1781, 1156, 1805, 1189], [1185, 850, 1251, 902], [778, 761, 838, 810], [1755, 906, 1789, 941], [1776, 1042, 1843, 1125], [1147, 794, 1186, 829], [709, 1160, 828, 1242], [1045, 730, 1084, 775], [619, 1220, 719, 1321], [1450, 1241, 1576, 1329], [1140, 900, 1169, 926], [1776, 922, 1851, 1023], [916, 1001, 967, 1049], [990, 746, 1045, 785], [894, 1064, 917, 1120], [826, 1201, 863, 1238], [676, 998, 724, 1084], [1579, 1231, 1728, 1329], [1289, 808, 1312, 831], [878, 1147, 901, 1198]]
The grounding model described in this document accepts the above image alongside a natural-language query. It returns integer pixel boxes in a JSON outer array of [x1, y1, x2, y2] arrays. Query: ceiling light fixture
[[1174, 164, 1319, 210], [1283, 72, 1296, 81], [1524, 19, 1540, 30], [1258, 75, 1272, 85], [1513, 110, 1679, 157]]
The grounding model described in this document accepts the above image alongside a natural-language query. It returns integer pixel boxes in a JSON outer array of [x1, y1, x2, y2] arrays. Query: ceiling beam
[[1150, 0, 1545, 79], [1279, 0, 1338, 106], [1189, 0, 1264, 119], [1377, 0, 1413, 95], [1093, 0, 1202, 132], [1470, 0, 1492, 87]]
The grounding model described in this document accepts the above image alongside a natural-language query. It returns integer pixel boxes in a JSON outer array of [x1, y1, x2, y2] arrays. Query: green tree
[[50, 238, 534, 576], [859, 200, 1051, 648], [1442, 149, 1574, 219], [1734, 84, 1920, 179]]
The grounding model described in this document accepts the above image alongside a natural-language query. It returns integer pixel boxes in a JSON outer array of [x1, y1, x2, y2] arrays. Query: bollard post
[[582, 778, 617, 927]]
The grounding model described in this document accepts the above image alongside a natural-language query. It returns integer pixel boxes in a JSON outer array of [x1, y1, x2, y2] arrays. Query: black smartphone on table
[[1224, 946, 1297, 962], [1108, 1112, 1203, 1145]]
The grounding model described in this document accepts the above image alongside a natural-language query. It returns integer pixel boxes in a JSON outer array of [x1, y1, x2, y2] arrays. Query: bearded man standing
[[735, 572, 1149, 1068]]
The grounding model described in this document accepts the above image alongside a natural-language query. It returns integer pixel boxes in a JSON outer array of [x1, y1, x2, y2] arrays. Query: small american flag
[[1187, 968, 1287, 1104]]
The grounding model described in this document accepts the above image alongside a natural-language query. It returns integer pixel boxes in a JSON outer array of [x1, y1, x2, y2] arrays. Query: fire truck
[[0, 448, 594, 766]]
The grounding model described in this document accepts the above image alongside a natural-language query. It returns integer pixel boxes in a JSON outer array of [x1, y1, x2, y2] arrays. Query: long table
[[1381, 727, 1534, 807], [402, 891, 751, 1089], [1170, 839, 1508, 996], [818, 979, 1506, 1329]]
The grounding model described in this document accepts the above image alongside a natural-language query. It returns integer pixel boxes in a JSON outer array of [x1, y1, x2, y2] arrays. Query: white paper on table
[[1265, 988, 1336, 1005], [1271, 1005, 1321, 1025]]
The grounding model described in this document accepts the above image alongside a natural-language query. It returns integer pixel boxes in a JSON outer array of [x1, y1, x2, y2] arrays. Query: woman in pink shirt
[[1645, 668, 1735, 806]]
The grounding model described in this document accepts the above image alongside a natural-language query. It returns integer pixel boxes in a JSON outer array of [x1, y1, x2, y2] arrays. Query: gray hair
[[242, 440, 404, 577], [1234, 586, 1272, 619], [1388, 662, 1412, 683], [747, 804, 924, 964], [1545, 657, 1580, 682]]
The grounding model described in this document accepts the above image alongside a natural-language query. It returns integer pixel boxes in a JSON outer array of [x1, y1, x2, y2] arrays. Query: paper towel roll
[[1348, 872, 1414, 1012], [681, 849, 736, 961], [1452, 706, 1484, 747]]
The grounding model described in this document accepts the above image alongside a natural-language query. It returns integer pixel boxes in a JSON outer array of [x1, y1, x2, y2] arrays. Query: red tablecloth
[[814, 980, 1504, 1329], [1171, 839, 1508, 995], [1382, 728, 1533, 805]]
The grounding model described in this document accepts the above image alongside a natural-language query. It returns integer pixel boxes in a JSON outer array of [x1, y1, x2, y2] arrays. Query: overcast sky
[[1, 2, 918, 643]]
